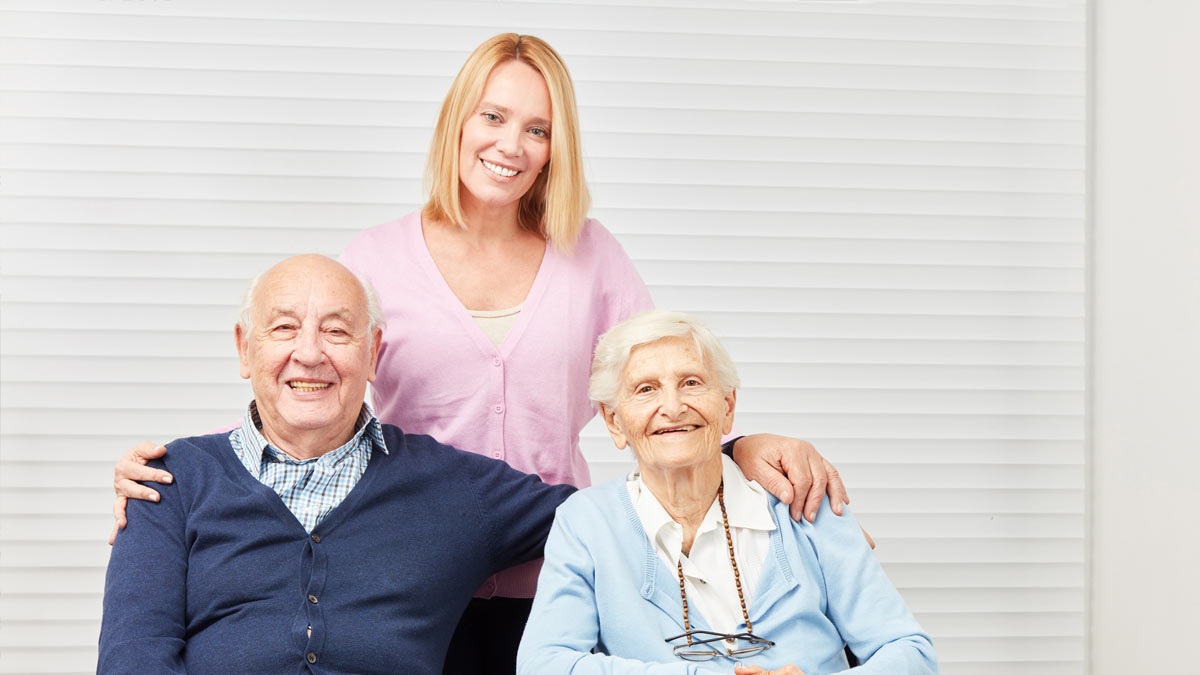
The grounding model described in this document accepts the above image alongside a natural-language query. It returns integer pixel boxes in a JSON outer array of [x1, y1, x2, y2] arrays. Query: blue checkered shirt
[[229, 401, 387, 533]]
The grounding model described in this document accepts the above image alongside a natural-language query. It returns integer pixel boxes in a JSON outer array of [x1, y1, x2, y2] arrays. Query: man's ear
[[721, 388, 737, 436], [367, 327, 382, 383], [235, 323, 252, 380], [599, 403, 628, 450]]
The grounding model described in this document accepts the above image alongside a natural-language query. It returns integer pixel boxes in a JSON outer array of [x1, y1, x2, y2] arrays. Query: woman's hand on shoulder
[[731, 433, 848, 522], [733, 665, 805, 675], [108, 441, 172, 545]]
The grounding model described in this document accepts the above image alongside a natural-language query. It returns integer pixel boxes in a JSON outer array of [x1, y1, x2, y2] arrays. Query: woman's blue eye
[[530, 127, 548, 138], [483, 112, 500, 122]]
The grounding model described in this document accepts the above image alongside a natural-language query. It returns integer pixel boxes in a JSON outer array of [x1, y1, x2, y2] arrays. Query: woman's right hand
[[734, 666, 805, 675], [108, 441, 173, 545]]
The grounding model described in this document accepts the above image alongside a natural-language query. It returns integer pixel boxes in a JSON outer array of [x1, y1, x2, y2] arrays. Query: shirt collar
[[240, 400, 387, 466], [629, 454, 775, 565]]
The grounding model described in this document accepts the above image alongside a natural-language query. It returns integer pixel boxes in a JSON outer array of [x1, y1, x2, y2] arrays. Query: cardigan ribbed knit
[[98, 425, 575, 674]]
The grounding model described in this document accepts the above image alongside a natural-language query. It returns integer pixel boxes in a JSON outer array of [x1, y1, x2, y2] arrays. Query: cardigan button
[[306, 652, 317, 664], [493, 404, 503, 414], [311, 533, 321, 543], [492, 357, 502, 367], [307, 594, 319, 605]]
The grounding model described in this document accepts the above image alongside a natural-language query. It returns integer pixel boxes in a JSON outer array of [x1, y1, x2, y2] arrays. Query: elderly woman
[[517, 311, 937, 675]]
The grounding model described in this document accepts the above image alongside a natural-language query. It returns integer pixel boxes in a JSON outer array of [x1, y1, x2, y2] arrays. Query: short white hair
[[589, 310, 740, 408], [237, 262, 385, 335]]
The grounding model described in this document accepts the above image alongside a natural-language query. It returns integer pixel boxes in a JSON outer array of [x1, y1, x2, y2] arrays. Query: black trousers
[[442, 596, 534, 675]]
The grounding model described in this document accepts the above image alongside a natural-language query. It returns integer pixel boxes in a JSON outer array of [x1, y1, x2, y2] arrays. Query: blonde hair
[[589, 310, 741, 408], [422, 33, 590, 250]]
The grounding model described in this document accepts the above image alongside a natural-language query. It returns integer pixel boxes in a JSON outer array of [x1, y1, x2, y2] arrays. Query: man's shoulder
[[165, 431, 233, 450], [376, 424, 495, 471], [378, 423, 456, 454], [376, 423, 573, 495], [157, 432, 236, 474]]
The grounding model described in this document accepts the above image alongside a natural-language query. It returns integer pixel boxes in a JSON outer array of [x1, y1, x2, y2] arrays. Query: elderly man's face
[[235, 256, 380, 448], [601, 336, 736, 472]]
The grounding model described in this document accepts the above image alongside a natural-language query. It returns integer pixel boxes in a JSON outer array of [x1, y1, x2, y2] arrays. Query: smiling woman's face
[[600, 336, 736, 474], [456, 59, 552, 215]]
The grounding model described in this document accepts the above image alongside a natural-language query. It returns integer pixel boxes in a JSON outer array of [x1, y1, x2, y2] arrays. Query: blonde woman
[[110, 34, 851, 674]]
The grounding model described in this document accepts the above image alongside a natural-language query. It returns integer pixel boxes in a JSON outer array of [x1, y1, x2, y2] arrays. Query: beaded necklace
[[673, 481, 753, 645]]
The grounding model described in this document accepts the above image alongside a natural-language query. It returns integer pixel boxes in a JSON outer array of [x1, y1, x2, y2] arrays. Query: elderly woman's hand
[[733, 664, 805, 675], [731, 433, 847, 523], [108, 441, 172, 545]]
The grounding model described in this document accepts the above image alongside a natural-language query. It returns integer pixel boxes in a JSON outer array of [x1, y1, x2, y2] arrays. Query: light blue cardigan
[[517, 479, 938, 675]]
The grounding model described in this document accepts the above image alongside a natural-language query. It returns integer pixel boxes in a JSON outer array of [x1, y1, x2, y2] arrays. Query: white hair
[[237, 260, 385, 336], [588, 310, 740, 408]]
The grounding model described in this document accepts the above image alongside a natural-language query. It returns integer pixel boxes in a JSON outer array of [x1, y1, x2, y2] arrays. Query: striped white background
[[0, 1, 1086, 673]]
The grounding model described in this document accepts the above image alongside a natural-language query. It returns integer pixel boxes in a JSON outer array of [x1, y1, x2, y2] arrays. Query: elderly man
[[98, 255, 574, 673]]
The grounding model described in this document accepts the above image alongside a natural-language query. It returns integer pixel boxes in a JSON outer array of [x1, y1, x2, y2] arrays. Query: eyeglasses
[[664, 629, 775, 662]]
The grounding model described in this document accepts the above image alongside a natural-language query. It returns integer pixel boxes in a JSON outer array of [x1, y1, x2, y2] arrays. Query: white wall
[[0, 2, 1087, 672], [1091, 0, 1200, 671]]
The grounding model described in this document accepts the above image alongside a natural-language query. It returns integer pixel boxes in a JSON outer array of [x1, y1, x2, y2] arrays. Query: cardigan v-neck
[[409, 214, 558, 359], [212, 429, 385, 539]]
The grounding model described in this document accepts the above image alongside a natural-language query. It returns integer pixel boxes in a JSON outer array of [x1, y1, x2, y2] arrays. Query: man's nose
[[292, 325, 325, 365]]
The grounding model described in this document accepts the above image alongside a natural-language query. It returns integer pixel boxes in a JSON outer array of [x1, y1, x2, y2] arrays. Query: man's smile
[[287, 380, 332, 392]]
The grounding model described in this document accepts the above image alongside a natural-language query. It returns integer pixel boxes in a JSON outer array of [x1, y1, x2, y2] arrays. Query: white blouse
[[626, 454, 777, 636]]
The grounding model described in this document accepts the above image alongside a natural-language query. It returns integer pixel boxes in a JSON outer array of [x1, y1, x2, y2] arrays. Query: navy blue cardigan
[[98, 425, 576, 674]]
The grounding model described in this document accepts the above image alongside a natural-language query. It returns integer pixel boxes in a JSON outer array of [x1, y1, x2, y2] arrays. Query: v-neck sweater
[[339, 213, 653, 597], [99, 426, 576, 674]]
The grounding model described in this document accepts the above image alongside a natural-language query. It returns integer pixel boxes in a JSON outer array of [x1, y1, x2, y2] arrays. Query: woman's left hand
[[731, 434, 848, 523]]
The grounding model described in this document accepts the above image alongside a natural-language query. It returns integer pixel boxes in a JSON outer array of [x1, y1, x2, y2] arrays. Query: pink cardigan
[[340, 213, 653, 597]]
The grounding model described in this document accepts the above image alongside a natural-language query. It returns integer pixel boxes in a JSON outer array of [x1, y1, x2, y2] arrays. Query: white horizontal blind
[[0, 1, 1086, 673]]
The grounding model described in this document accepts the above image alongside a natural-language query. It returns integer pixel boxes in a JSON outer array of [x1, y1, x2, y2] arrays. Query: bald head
[[234, 255, 384, 459], [239, 255, 383, 336]]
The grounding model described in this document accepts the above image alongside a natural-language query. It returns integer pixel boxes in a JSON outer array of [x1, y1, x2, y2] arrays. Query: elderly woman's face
[[601, 336, 736, 473]]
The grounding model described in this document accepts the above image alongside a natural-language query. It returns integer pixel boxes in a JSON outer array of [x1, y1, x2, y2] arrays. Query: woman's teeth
[[654, 426, 697, 435], [482, 159, 519, 177], [289, 382, 330, 392]]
